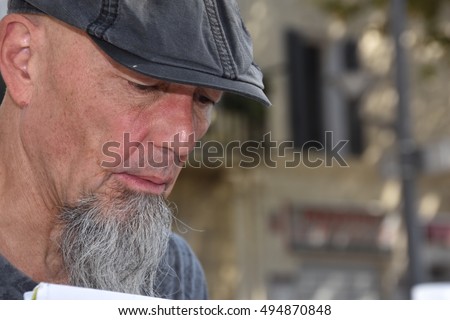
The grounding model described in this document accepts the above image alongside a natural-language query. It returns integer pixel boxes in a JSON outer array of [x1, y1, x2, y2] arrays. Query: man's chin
[[57, 188, 172, 296]]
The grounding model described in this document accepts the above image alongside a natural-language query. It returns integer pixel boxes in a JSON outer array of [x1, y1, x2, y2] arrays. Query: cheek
[[57, 83, 135, 159], [163, 166, 183, 197], [24, 80, 123, 175], [193, 108, 213, 139]]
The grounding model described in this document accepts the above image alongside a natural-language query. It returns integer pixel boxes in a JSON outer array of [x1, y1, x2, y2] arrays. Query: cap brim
[[91, 37, 271, 107]]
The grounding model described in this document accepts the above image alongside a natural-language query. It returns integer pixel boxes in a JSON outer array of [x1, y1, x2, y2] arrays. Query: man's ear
[[0, 14, 38, 107]]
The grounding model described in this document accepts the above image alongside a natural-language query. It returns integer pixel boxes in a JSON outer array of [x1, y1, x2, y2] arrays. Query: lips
[[114, 172, 170, 195]]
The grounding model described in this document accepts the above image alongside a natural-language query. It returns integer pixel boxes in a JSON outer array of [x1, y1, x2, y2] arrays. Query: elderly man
[[0, 0, 269, 299]]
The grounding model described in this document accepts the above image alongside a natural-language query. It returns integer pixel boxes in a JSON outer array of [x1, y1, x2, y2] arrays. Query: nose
[[145, 86, 204, 163]]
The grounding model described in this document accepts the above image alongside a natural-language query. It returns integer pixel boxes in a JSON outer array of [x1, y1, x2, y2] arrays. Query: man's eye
[[197, 94, 215, 106], [128, 81, 157, 92]]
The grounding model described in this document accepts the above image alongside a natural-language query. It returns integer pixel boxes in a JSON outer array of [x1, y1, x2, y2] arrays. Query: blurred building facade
[[170, 0, 450, 299]]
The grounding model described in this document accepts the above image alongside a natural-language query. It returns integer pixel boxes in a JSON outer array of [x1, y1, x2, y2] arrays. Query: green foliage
[[313, 0, 450, 49], [314, 0, 386, 20], [315, 0, 364, 20]]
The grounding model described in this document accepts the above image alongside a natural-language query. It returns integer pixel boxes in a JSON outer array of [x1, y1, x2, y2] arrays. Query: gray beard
[[57, 188, 172, 297]]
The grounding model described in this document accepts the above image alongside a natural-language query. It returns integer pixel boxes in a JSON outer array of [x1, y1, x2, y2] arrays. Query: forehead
[[98, 47, 223, 98], [41, 16, 223, 99]]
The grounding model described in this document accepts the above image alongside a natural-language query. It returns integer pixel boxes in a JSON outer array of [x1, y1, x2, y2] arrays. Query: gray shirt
[[0, 233, 207, 300]]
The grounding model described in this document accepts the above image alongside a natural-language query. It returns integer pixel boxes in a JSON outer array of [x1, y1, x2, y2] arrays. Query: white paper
[[24, 282, 163, 300], [412, 282, 450, 300]]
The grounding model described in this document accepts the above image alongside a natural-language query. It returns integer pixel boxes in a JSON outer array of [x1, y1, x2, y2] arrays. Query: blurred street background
[[169, 0, 450, 299], [3, 0, 450, 299]]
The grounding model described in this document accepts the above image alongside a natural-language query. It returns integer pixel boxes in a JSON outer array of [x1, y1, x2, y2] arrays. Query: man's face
[[22, 17, 222, 205], [9, 16, 223, 294]]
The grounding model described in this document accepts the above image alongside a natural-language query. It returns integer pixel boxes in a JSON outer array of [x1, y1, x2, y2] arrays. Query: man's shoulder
[[154, 233, 208, 300], [0, 255, 37, 299]]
